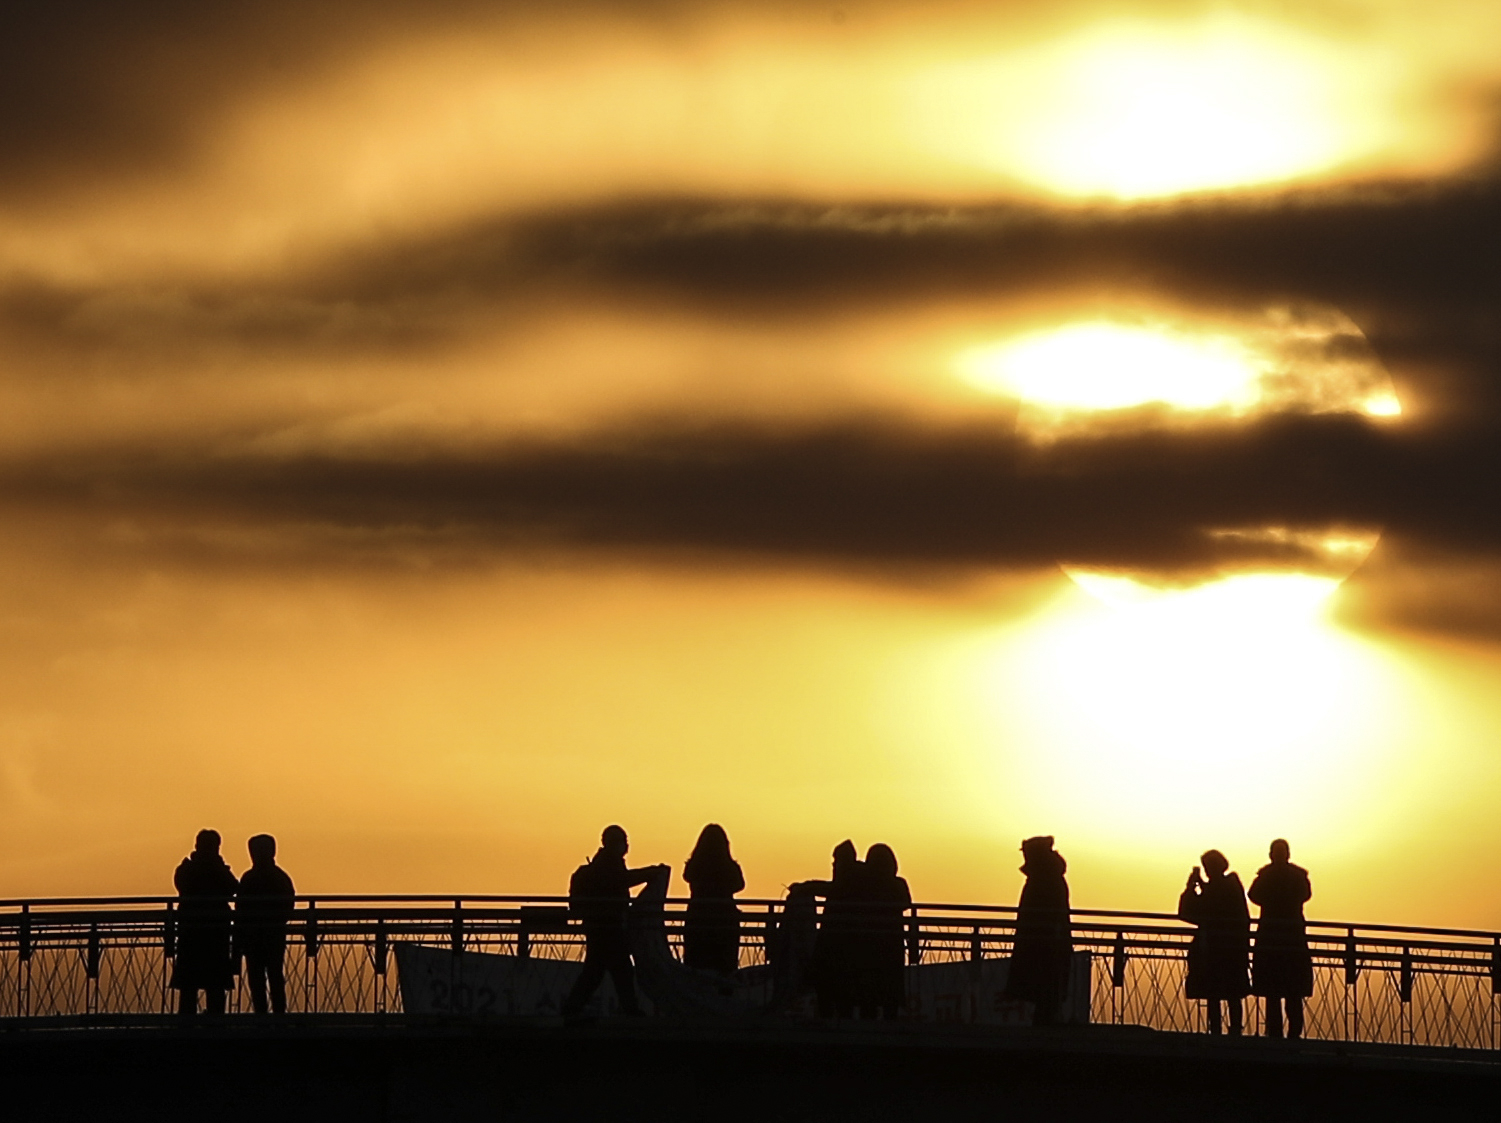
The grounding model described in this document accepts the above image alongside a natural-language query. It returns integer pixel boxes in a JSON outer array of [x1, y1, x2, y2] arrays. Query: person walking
[[1004, 835, 1073, 1026], [682, 824, 744, 976], [171, 829, 238, 1017], [1178, 849, 1251, 1035], [562, 825, 664, 1019], [236, 834, 296, 1015], [1248, 838, 1313, 1039]]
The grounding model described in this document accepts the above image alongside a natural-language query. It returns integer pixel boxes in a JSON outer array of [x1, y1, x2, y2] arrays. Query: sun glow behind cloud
[[957, 310, 1402, 436], [970, 580, 1412, 852], [910, 14, 1468, 199]]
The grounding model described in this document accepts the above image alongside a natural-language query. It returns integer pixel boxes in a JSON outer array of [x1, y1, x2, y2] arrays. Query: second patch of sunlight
[[959, 322, 1259, 413]]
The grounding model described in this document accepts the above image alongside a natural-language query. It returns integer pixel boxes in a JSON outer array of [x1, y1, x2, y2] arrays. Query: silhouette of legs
[[245, 950, 287, 1014], [1264, 996, 1301, 1038], [1207, 1000, 1244, 1035], [177, 987, 227, 1017], [1265, 996, 1282, 1038], [563, 932, 641, 1018]]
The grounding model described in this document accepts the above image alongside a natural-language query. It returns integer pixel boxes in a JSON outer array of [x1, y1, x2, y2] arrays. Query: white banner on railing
[[393, 942, 1090, 1024]]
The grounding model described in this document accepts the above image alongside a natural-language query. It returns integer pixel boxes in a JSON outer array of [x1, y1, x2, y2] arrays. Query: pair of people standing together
[[1178, 839, 1313, 1038], [172, 829, 297, 1017]]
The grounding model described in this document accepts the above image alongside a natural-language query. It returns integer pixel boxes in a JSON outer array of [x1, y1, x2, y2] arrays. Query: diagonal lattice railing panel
[[0, 895, 1497, 1050]]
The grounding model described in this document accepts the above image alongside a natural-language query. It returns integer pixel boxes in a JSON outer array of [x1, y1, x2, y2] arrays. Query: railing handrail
[[0, 892, 1496, 945]]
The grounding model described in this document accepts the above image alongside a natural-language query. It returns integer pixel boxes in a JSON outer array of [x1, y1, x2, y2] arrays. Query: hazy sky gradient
[[3, 0, 1501, 925]]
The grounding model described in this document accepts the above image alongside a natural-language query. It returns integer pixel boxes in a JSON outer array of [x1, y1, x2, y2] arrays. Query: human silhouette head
[[248, 834, 277, 867], [690, 823, 731, 861], [1201, 849, 1229, 878], [194, 829, 221, 855], [865, 843, 898, 878], [1269, 838, 1291, 863], [832, 839, 857, 876], [601, 824, 629, 858], [1021, 835, 1054, 858]]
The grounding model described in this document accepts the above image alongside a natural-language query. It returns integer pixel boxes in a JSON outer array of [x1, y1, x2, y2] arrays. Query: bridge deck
[[5, 1016, 1499, 1122]]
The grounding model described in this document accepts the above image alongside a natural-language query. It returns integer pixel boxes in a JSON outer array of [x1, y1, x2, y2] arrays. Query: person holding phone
[[1178, 849, 1251, 1035]]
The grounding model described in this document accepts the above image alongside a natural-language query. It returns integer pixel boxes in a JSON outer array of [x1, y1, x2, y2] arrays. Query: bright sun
[[1004, 24, 1355, 199], [911, 16, 1395, 199]]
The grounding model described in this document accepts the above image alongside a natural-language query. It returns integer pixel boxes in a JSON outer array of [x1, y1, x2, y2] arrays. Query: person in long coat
[[1247, 838, 1313, 1039], [172, 828, 239, 1016], [792, 840, 863, 1018], [682, 823, 744, 976], [1177, 848, 1251, 1035], [1004, 835, 1073, 1026], [852, 843, 915, 1020]]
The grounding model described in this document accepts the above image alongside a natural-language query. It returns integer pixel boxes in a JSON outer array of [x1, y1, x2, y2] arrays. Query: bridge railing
[[0, 894, 1497, 1047]]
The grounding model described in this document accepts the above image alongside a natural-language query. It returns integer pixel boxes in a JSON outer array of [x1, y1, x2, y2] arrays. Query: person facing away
[[681, 823, 744, 976], [562, 825, 665, 1019], [851, 843, 916, 1020], [236, 834, 296, 1015], [792, 839, 864, 1018], [171, 829, 239, 1016], [1177, 848, 1251, 1036], [1248, 838, 1313, 1040], [1003, 835, 1073, 1026]]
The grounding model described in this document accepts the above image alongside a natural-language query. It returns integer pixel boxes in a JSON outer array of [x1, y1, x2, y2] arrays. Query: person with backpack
[[562, 825, 666, 1019]]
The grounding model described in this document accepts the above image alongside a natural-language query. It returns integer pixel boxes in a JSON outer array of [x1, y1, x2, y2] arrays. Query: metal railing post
[[303, 899, 320, 1014], [451, 899, 464, 955], [18, 903, 31, 1017]]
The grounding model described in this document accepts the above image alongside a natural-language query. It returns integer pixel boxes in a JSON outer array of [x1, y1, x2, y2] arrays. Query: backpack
[[568, 860, 598, 917]]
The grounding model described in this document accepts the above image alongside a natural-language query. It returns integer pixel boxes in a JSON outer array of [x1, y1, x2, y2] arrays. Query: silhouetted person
[[1178, 848, 1251, 1035], [1004, 835, 1073, 1026], [792, 840, 864, 1018], [682, 823, 744, 976], [1248, 838, 1312, 1039], [852, 843, 916, 1020], [236, 834, 296, 1015], [171, 829, 238, 1016], [562, 825, 664, 1019]]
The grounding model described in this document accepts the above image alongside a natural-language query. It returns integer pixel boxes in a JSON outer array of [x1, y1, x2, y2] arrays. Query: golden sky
[[2, 0, 1501, 927]]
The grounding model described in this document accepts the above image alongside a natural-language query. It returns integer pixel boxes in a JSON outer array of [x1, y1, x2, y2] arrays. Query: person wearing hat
[[1003, 835, 1073, 1026]]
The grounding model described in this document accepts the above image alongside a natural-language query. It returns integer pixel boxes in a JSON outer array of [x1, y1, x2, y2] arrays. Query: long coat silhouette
[[852, 843, 913, 1018], [682, 825, 744, 974], [171, 848, 238, 994], [1178, 872, 1251, 1000], [1004, 837, 1073, 1023], [1248, 858, 1313, 998], [799, 840, 863, 1017]]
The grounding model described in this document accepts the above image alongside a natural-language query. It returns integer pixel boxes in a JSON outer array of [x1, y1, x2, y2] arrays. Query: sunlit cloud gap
[[912, 15, 1452, 199], [956, 313, 1402, 431]]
